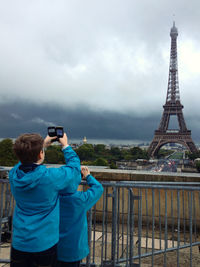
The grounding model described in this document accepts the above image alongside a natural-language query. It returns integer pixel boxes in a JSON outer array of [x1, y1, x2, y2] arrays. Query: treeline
[[1, 138, 200, 168], [0, 139, 149, 168], [45, 143, 150, 169], [75, 144, 149, 168]]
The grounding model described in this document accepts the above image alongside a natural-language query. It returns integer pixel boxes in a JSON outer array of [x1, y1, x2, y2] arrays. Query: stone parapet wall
[[90, 168, 200, 182]]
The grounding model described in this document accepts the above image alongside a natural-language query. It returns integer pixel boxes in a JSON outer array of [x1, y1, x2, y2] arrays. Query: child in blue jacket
[[9, 132, 81, 267], [57, 166, 104, 267]]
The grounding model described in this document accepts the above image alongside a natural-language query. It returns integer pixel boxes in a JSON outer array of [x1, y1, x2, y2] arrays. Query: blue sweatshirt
[[57, 175, 104, 262], [9, 146, 81, 252]]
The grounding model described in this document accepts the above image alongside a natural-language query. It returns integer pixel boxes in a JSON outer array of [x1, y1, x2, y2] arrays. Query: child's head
[[14, 133, 44, 164]]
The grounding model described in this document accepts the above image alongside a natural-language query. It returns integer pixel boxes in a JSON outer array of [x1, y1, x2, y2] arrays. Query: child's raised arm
[[80, 166, 104, 211]]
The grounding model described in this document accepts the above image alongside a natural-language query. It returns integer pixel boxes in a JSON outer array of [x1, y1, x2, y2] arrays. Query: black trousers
[[56, 260, 80, 267], [11, 244, 57, 267]]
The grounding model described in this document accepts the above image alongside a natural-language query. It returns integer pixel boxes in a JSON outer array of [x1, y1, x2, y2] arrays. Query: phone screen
[[48, 127, 56, 137], [57, 129, 63, 135]]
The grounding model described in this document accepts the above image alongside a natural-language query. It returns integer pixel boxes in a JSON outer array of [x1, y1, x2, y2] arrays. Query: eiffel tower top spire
[[166, 21, 180, 104], [170, 21, 178, 37]]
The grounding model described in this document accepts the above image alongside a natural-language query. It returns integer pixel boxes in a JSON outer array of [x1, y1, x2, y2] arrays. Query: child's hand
[[43, 135, 57, 148], [81, 166, 90, 178]]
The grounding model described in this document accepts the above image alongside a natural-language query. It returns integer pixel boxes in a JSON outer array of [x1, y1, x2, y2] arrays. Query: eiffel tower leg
[[177, 112, 187, 132], [159, 112, 170, 131], [148, 139, 160, 158], [186, 141, 198, 154]]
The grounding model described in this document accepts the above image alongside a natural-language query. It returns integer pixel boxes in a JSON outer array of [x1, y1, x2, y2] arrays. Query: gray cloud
[[0, 1, 200, 140], [31, 117, 55, 127]]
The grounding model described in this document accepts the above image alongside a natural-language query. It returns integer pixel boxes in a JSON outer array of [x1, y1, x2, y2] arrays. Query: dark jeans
[[56, 260, 80, 267], [11, 244, 57, 267]]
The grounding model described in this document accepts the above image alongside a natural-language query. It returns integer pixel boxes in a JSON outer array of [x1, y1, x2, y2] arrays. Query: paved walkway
[[0, 242, 10, 267]]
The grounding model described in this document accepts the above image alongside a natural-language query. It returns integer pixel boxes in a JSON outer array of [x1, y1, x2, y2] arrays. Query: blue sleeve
[[80, 175, 104, 211], [48, 146, 81, 191]]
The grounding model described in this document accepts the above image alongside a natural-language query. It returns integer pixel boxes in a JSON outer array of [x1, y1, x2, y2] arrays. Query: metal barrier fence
[[1, 170, 200, 266], [84, 181, 200, 267]]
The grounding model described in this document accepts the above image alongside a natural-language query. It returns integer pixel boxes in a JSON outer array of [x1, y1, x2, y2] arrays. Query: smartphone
[[56, 126, 64, 138], [48, 126, 56, 137]]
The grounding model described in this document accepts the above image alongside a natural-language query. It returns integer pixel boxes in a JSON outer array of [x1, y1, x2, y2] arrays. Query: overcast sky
[[0, 0, 200, 141]]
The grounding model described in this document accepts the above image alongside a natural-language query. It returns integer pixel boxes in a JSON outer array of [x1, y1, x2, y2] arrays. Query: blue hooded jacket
[[9, 146, 81, 252], [57, 174, 104, 262]]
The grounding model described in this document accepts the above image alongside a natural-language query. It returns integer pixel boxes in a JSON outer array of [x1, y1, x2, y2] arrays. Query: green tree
[[94, 144, 106, 154], [0, 139, 17, 166], [94, 157, 108, 166], [187, 151, 200, 160], [76, 144, 95, 161], [195, 161, 200, 172], [121, 149, 134, 160], [44, 146, 65, 164], [110, 147, 122, 161], [130, 147, 149, 160], [110, 161, 118, 169]]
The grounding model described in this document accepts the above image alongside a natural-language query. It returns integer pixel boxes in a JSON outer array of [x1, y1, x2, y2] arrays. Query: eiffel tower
[[148, 22, 198, 158]]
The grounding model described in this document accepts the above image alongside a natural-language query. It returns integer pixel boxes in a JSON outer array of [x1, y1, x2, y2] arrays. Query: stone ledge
[[89, 167, 200, 182]]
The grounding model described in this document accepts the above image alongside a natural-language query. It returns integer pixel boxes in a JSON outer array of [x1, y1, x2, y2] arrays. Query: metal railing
[[1, 169, 200, 266], [85, 181, 200, 267]]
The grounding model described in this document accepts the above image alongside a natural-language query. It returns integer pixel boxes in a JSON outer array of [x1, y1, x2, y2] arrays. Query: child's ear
[[38, 150, 43, 160]]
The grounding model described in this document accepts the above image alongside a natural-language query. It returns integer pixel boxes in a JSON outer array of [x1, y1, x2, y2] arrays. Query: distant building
[[83, 136, 87, 144]]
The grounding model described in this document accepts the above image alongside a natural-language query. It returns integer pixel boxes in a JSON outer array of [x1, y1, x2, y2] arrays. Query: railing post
[[86, 208, 92, 267], [111, 185, 117, 267], [129, 188, 142, 267], [138, 189, 142, 267], [129, 189, 133, 267], [0, 183, 4, 258], [189, 191, 193, 267]]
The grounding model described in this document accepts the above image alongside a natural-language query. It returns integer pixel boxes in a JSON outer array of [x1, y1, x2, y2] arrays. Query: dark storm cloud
[[0, 101, 199, 142], [0, 101, 160, 141]]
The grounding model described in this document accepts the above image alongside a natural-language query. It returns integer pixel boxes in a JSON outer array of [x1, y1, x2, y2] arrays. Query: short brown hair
[[14, 133, 44, 164]]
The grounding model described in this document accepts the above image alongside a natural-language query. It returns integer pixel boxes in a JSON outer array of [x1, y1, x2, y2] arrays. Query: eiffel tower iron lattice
[[148, 22, 198, 158]]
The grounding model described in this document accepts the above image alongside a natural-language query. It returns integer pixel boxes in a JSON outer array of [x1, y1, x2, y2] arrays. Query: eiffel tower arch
[[148, 22, 198, 158]]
